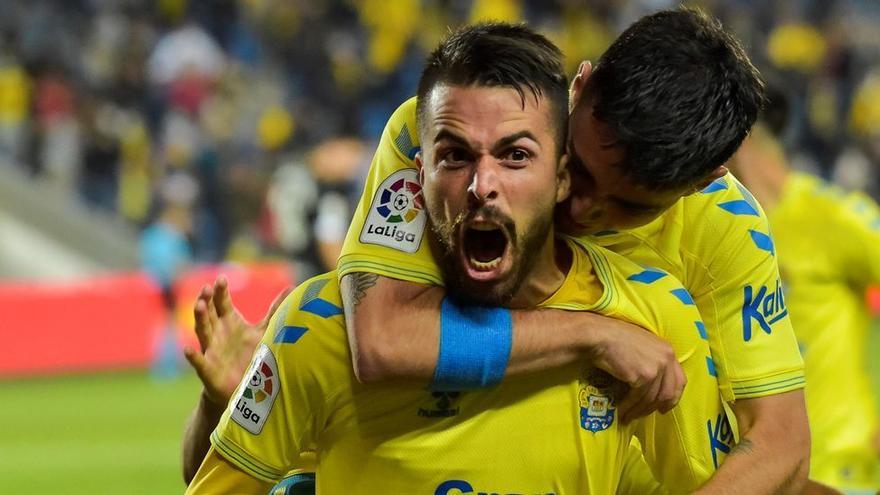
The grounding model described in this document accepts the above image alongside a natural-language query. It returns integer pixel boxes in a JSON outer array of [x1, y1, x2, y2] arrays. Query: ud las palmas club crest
[[579, 368, 623, 433]]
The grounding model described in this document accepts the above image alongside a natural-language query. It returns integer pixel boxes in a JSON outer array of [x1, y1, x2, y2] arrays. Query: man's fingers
[[621, 371, 664, 423], [183, 346, 208, 375], [183, 347, 222, 403], [616, 377, 648, 423], [193, 299, 213, 352], [213, 275, 234, 317], [658, 362, 687, 414], [206, 292, 220, 327]]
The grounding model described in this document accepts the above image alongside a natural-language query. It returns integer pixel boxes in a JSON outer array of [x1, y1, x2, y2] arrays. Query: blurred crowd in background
[[1, 0, 879, 281]]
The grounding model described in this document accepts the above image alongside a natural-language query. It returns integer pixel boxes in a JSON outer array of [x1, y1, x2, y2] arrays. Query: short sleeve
[[337, 97, 444, 286]]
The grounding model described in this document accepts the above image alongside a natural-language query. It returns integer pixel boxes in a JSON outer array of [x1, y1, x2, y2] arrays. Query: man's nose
[[468, 157, 499, 204]]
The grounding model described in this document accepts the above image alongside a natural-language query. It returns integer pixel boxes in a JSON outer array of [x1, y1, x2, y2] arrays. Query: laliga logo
[[376, 177, 424, 224], [236, 361, 275, 424], [244, 362, 275, 403]]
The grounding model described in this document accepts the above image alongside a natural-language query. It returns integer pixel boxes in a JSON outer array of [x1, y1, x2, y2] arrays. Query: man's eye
[[510, 149, 529, 161], [445, 149, 469, 163]]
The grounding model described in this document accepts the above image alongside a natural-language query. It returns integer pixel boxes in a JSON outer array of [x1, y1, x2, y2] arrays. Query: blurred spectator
[[34, 63, 80, 186], [139, 171, 198, 379], [140, 172, 197, 294], [0, 34, 30, 164]]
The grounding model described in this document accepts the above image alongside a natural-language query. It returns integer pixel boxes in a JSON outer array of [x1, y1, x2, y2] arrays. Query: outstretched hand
[[183, 276, 291, 407]]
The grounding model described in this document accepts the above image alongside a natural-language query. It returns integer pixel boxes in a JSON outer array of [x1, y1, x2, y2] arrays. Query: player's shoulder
[[677, 173, 777, 262], [266, 271, 348, 363], [279, 272, 343, 321], [383, 96, 421, 162], [788, 172, 880, 230], [681, 173, 769, 228], [578, 240, 698, 324]]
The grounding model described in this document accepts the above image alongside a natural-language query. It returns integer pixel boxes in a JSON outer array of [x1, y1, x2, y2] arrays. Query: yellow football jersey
[[200, 239, 727, 494], [339, 97, 805, 403], [768, 172, 880, 490]]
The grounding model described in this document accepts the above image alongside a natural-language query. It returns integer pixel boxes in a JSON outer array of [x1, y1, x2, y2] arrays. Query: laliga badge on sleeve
[[359, 169, 426, 253], [231, 344, 279, 435]]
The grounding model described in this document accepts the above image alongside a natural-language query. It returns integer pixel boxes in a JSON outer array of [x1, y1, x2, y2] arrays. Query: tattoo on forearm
[[349, 273, 378, 306], [730, 438, 755, 456]]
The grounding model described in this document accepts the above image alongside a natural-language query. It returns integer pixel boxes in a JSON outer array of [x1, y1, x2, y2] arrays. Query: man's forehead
[[423, 84, 555, 143], [426, 84, 547, 119]]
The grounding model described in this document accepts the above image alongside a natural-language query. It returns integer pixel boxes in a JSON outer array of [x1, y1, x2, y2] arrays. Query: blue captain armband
[[432, 297, 513, 391]]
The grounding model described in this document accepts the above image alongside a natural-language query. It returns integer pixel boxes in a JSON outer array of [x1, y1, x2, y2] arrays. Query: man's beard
[[429, 204, 554, 307]]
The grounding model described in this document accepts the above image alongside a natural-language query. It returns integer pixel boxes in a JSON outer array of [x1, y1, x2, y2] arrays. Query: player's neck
[[731, 131, 790, 211], [507, 234, 571, 308]]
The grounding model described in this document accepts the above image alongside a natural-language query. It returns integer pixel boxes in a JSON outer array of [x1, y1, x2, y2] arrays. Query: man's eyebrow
[[492, 130, 540, 152], [434, 129, 472, 148]]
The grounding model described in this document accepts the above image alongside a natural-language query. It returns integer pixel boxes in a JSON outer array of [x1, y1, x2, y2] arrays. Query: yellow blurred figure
[[767, 22, 827, 73], [0, 63, 30, 125], [553, 8, 613, 75], [469, 0, 522, 23], [850, 71, 880, 138], [157, 0, 188, 24], [359, 0, 419, 74], [118, 122, 153, 224], [731, 93, 880, 492], [0, 59, 30, 160], [257, 105, 295, 151]]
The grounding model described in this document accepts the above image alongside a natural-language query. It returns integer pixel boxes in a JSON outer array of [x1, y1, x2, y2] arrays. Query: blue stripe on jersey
[[275, 326, 309, 344], [300, 279, 329, 309], [706, 357, 718, 377], [718, 200, 759, 216], [701, 178, 728, 193], [395, 123, 420, 160], [627, 268, 668, 284], [749, 230, 775, 256], [300, 298, 343, 319], [670, 288, 696, 305], [735, 181, 759, 211], [695, 321, 708, 340]]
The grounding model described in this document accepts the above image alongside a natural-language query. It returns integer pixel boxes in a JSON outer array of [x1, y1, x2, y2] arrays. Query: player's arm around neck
[[340, 272, 685, 418], [693, 390, 810, 495]]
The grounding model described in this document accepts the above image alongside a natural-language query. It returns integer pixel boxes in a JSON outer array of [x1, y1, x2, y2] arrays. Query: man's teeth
[[469, 256, 502, 270], [470, 224, 499, 232]]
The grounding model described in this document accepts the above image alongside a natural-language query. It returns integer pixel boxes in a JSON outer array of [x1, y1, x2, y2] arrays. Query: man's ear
[[556, 154, 572, 204], [568, 61, 593, 113], [416, 151, 425, 185], [690, 165, 728, 195]]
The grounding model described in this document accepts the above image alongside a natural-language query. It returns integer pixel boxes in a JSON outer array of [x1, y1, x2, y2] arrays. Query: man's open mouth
[[459, 220, 512, 280]]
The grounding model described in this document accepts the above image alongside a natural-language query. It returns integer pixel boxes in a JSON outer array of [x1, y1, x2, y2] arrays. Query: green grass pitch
[[0, 370, 201, 495]]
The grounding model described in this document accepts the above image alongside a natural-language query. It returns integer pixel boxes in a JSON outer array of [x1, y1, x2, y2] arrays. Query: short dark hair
[[580, 8, 764, 190], [416, 22, 569, 152]]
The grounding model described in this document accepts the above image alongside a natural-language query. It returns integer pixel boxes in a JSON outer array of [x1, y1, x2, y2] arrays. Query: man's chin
[[444, 271, 518, 307]]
